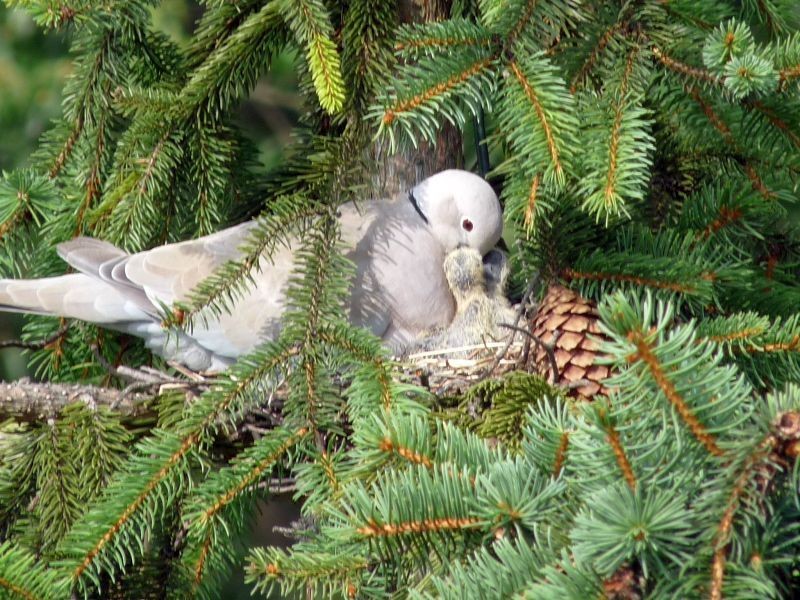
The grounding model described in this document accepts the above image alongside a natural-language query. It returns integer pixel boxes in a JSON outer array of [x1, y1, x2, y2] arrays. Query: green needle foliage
[[0, 1, 800, 599]]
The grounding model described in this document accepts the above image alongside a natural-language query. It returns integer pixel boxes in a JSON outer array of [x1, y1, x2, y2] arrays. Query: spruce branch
[[394, 18, 495, 58], [55, 338, 298, 593], [698, 313, 800, 389], [601, 411, 638, 490], [627, 328, 724, 456], [0, 541, 68, 600], [578, 45, 655, 223], [188, 427, 308, 531], [341, 0, 396, 112], [0, 170, 61, 244], [652, 45, 724, 87], [246, 546, 370, 599], [45, 27, 117, 184], [179, 426, 309, 595], [598, 292, 756, 459], [179, 1, 289, 121], [708, 433, 777, 600], [685, 85, 774, 200], [169, 195, 322, 330], [746, 99, 800, 150], [569, 19, 629, 94], [276, 0, 345, 114], [376, 48, 497, 145], [506, 58, 570, 186]]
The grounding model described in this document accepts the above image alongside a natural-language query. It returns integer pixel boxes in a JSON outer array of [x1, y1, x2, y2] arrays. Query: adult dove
[[0, 170, 503, 371]]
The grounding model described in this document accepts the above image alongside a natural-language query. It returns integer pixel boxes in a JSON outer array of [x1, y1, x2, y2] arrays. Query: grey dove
[[0, 170, 503, 371], [413, 247, 516, 354]]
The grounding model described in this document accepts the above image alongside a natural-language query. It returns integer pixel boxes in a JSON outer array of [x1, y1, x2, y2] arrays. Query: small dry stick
[[499, 323, 560, 384], [0, 322, 71, 350], [487, 273, 540, 375]]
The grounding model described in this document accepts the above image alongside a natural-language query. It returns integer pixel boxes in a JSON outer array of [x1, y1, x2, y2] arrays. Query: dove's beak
[[408, 189, 428, 224]]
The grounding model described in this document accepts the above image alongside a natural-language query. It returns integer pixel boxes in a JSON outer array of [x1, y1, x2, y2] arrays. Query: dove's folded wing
[[120, 221, 258, 308]]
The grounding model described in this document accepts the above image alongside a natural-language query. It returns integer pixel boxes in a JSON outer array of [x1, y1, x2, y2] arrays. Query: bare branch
[[0, 378, 154, 420]]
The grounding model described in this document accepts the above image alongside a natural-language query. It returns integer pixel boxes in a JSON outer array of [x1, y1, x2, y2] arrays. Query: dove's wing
[[340, 200, 454, 351], [120, 221, 257, 307]]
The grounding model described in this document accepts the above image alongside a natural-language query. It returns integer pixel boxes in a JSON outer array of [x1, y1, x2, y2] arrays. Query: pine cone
[[527, 284, 610, 399]]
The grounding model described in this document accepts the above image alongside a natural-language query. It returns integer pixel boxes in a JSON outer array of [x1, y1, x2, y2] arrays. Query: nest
[[402, 338, 529, 397]]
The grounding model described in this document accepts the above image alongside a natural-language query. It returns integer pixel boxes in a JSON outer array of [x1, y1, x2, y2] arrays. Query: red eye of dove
[[462, 218, 473, 232]]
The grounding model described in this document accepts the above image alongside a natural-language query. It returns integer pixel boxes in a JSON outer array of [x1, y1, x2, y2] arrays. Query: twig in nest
[[0, 322, 70, 350], [487, 273, 540, 376], [499, 323, 559, 384], [88, 343, 201, 407], [564, 378, 592, 390], [256, 478, 297, 494]]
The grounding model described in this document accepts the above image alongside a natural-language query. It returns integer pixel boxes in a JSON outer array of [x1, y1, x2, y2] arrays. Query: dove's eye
[[462, 218, 474, 232]]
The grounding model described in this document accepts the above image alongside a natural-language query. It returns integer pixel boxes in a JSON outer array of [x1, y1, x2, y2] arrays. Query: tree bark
[[0, 379, 152, 420]]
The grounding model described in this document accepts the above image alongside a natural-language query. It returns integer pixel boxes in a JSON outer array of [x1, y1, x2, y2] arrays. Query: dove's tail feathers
[[0, 279, 54, 317], [57, 237, 128, 276], [0, 275, 152, 324]]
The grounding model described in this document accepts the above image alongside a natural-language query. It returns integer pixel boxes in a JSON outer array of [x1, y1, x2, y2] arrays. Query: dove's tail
[[0, 275, 151, 324]]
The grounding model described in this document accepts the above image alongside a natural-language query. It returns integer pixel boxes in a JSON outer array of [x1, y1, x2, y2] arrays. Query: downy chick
[[414, 247, 516, 354]]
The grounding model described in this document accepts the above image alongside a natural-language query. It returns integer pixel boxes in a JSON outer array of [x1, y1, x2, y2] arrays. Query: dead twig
[[0, 323, 71, 350], [499, 323, 559, 384], [487, 273, 540, 376]]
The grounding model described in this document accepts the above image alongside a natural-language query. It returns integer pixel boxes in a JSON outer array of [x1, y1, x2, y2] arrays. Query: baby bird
[[482, 248, 512, 302], [414, 247, 516, 354]]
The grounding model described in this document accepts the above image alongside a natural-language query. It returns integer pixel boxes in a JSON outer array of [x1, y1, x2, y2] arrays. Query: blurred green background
[[0, 1, 300, 382]]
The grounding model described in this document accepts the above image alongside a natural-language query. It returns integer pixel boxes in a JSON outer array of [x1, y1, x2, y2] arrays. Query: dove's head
[[409, 170, 503, 255]]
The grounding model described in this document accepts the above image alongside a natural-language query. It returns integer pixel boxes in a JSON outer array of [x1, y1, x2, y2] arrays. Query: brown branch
[[507, 0, 538, 46], [553, 431, 569, 477], [0, 379, 152, 421], [198, 427, 308, 524], [747, 101, 800, 150], [523, 173, 540, 232], [651, 46, 723, 86], [604, 47, 639, 207], [488, 272, 540, 375], [563, 268, 698, 294], [379, 437, 434, 468], [607, 422, 637, 489], [687, 86, 774, 199], [709, 434, 777, 600], [357, 516, 481, 537], [72, 432, 200, 582]]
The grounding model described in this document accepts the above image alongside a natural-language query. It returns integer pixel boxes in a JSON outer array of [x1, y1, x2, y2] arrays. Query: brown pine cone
[[527, 284, 610, 399]]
